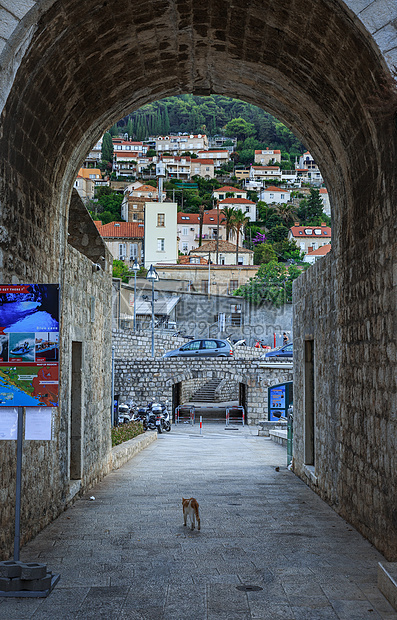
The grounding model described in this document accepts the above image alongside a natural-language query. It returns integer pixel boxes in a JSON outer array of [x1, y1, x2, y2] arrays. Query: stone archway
[[0, 0, 395, 559]]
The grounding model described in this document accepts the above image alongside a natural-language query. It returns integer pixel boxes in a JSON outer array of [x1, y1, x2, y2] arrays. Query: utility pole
[[216, 198, 219, 265]]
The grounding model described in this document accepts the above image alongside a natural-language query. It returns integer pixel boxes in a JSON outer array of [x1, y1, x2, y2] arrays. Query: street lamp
[[146, 264, 159, 357], [131, 258, 140, 332]]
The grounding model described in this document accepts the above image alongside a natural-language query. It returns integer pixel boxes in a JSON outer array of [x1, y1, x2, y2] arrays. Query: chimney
[[308, 247, 313, 253], [294, 222, 299, 227], [321, 222, 326, 227]]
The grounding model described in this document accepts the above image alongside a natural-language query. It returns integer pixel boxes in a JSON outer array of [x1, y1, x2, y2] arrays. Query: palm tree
[[275, 203, 298, 228], [257, 202, 276, 230], [221, 207, 237, 241], [233, 209, 250, 265]]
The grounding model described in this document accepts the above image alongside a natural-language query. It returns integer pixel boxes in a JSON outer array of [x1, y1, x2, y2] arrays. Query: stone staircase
[[191, 378, 223, 402]]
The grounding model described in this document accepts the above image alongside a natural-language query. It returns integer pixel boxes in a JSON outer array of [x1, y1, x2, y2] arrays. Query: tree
[[126, 118, 134, 139], [221, 207, 237, 241], [101, 132, 114, 164], [112, 259, 131, 282], [233, 209, 250, 265], [224, 117, 256, 141], [233, 260, 308, 307], [254, 243, 278, 265], [266, 225, 289, 243], [275, 203, 298, 228], [298, 188, 326, 224], [257, 202, 276, 228]]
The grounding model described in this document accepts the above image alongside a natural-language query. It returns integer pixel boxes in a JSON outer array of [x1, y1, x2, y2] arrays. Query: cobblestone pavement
[[0, 423, 396, 619]]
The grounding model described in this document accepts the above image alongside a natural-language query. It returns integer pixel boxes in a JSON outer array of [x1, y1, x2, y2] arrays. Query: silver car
[[163, 339, 233, 358]]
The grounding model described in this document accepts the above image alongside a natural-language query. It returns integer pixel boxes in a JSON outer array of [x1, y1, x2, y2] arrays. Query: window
[[182, 242, 189, 252], [202, 340, 217, 349], [157, 238, 165, 251], [181, 340, 200, 351], [229, 280, 238, 291], [245, 207, 250, 213], [157, 213, 165, 227], [238, 257, 244, 265], [270, 194, 274, 199], [130, 243, 138, 259], [182, 227, 188, 236], [133, 213, 137, 220], [119, 243, 126, 259]]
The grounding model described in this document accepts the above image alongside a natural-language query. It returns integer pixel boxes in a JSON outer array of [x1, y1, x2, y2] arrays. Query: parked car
[[262, 342, 293, 359], [163, 338, 233, 358]]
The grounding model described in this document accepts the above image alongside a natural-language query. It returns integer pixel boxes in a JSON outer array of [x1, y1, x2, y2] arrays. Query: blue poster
[[0, 285, 59, 407]]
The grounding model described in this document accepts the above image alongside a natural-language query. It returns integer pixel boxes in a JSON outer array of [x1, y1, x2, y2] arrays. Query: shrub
[[111, 421, 144, 447]]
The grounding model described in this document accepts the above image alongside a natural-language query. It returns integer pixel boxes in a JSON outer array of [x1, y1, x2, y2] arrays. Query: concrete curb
[[378, 562, 397, 611], [111, 431, 157, 470]]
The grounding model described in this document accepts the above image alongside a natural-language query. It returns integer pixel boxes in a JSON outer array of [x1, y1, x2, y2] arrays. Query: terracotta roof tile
[[193, 240, 253, 253], [219, 198, 255, 204], [96, 221, 144, 238], [214, 186, 243, 193], [290, 225, 331, 238]]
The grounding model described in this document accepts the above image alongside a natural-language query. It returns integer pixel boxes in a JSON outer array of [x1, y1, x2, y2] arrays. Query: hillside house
[[192, 240, 254, 266], [177, 209, 241, 254], [259, 185, 291, 204], [288, 223, 331, 254], [190, 158, 215, 179], [212, 186, 248, 200], [153, 134, 208, 155], [303, 243, 331, 264], [197, 150, 230, 168], [95, 220, 144, 266], [254, 148, 281, 165], [218, 197, 257, 221]]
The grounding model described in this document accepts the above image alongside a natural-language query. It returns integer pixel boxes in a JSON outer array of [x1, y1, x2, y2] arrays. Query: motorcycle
[[133, 407, 149, 431], [160, 407, 171, 432], [118, 403, 133, 425], [146, 402, 163, 433]]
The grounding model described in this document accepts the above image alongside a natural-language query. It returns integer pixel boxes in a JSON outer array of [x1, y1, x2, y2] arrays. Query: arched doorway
[[0, 0, 395, 559]]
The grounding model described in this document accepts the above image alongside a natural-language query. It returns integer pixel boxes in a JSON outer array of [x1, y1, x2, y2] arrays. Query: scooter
[[147, 402, 163, 433], [160, 407, 171, 432]]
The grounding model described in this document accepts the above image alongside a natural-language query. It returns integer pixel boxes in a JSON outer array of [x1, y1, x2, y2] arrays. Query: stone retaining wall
[[114, 357, 293, 425]]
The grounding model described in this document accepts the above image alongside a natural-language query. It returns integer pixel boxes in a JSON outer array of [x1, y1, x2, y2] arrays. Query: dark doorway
[[172, 382, 181, 419], [239, 383, 247, 422]]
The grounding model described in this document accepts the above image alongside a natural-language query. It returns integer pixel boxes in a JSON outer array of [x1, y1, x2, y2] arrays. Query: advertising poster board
[[0, 285, 59, 408]]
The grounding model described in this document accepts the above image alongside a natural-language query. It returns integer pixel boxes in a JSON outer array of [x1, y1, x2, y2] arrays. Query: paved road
[[0, 423, 395, 619]]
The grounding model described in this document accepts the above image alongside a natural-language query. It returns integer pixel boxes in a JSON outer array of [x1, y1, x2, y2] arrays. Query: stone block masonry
[[114, 356, 293, 425]]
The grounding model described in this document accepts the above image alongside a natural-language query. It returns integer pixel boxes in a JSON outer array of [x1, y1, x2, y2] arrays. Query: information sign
[[0, 285, 59, 407]]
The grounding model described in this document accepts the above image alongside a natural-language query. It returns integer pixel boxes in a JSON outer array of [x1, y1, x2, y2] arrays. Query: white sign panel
[[25, 407, 53, 440], [0, 407, 18, 439]]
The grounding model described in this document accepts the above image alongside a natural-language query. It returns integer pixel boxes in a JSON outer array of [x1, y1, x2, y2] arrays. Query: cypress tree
[[101, 132, 114, 163]]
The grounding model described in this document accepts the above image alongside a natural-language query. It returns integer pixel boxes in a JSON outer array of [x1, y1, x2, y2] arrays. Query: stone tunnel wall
[[293, 236, 397, 560]]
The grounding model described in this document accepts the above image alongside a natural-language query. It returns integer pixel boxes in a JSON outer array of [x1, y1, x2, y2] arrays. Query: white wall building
[[154, 134, 208, 155], [218, 197, 257, 221], [144, 202, 178, 268], [319, 188, 331, 216], [259, 186, 291, 204], [254, 149, 281, 165], [197, 150, 230, 168]]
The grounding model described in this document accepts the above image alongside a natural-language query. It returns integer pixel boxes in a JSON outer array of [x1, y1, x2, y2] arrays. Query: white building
[[254, 149, 281, 165], [303, 244, 331, 264], [190, 158, 215, 179], [144, 202, 178, 268], [288, 223, 331, 255], [153, 134, 208, 155], [296, 151, 323, 185], [192, 240, 254, 266], [319, 188, 331, 216], [259, 186, 291, 204], [197, 150, 230, 168], [177, 209, 241, 254], [212, 186, 247, 201], [218, 197, 257, 221]]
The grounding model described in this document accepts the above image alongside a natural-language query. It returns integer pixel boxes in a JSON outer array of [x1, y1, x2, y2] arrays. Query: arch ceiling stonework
[[0, 0, 395, 559]]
